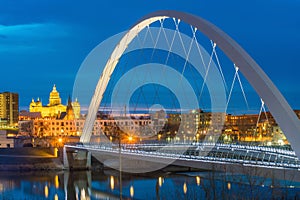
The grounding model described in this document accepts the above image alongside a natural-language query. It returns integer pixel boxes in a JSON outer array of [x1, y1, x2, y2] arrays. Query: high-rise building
[[0, 92, 19, 126]]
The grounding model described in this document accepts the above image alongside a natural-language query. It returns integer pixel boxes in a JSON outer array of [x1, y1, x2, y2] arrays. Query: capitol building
[[29, 85, 80, 119]]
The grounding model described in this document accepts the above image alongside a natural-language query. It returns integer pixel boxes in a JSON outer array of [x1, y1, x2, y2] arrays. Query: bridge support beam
[[63, 146, 91, 170]]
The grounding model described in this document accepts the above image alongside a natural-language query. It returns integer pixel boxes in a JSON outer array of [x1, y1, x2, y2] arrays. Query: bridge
[[64, 142, 300, 180], [67, 10, 300, 177], [67, 143, 298, 169]]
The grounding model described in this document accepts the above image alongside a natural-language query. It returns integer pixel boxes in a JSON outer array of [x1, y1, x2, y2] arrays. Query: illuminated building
[[225, 114, 258, 139], [18, 111, 40, 136], [26, 113, 154, 138], [29, 85, 80, 118], [71, 98, 80, 119], [0, 92, 19, 126], [166, 110, 225, 142], [65, 96, 75, 120], [149, 110, 167, 137], [33, 118, 78, 137]]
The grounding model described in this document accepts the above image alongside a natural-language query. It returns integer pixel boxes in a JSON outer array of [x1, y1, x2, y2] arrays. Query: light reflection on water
[[0, 170, 300, 199]]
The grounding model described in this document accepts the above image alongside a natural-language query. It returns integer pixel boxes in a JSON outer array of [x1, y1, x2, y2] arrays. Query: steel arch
[[80, 10, 300, 159]]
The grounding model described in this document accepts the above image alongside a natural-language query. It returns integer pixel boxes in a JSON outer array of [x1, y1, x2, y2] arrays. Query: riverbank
[[0, 147, 105, 171], [0, 147, 64, 171]]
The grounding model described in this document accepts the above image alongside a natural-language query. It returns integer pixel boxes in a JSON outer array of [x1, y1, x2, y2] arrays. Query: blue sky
[[0, 0, 299, 110]]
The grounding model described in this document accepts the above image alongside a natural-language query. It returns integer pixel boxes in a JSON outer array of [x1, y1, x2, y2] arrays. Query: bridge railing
[[69, 142, 300, 169]]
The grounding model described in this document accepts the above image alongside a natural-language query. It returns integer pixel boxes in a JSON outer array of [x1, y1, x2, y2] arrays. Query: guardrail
[[65, 142, 300, 170]]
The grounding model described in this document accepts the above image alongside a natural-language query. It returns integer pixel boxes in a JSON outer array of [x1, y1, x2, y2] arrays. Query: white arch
[[80, 10, 300, 159]]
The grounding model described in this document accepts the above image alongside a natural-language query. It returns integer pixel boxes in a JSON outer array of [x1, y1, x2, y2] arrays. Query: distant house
[[0, 130, 14, 148]]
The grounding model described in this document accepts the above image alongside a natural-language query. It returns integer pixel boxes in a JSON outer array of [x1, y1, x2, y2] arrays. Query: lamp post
[[118, 131, 122, 200], [196, 133, 200, 143]]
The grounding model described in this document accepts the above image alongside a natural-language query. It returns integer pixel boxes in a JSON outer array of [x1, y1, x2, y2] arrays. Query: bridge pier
[[63, 146, 91, 170]]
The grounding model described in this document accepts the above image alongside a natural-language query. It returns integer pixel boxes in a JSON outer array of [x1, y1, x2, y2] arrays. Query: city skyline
[[0, 0, 299, 111], [0, 2, 300, 198]]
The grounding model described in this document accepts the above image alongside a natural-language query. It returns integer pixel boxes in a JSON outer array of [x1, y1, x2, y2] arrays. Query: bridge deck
[[65, 143, 299, 170]]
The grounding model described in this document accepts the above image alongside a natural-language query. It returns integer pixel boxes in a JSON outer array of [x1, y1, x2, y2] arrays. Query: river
[[0, 169, 300, 199]]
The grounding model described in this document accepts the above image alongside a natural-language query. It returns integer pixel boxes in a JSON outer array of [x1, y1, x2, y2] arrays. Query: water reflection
[[183, 182, 187, 194], [54, 175, 59, 189], [195, 176, 200, 186], [130, 185, 134, 198], [158, 176, 164, 187], [110, 176, 114, 190], [44, 185, 48, 198], [227, 182, 231, 190], [0, 170, 300, 199]]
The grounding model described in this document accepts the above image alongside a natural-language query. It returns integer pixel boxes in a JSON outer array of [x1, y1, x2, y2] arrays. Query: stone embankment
[[0, 147, 64, 171]]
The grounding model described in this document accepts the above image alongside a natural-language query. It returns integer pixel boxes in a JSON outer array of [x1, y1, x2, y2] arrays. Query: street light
[[196, 133, 200, 142], [157, 134, 162, 140]]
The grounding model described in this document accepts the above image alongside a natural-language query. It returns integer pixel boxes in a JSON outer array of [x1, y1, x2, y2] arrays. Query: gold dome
[[48, 84, 61, 106]]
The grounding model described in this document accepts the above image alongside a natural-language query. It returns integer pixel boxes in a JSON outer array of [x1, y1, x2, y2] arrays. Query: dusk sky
[[0, 0, 299, 110]]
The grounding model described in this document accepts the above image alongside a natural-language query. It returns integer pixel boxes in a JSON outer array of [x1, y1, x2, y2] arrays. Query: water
[[0, 170, 300, 200]]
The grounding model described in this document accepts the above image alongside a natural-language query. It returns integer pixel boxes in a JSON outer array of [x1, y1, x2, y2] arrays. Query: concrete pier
[[63, 146, 91, 170]]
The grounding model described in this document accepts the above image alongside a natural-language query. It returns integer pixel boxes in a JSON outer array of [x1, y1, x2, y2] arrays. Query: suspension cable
[[210, 40, 227, 92], [199, 44, 215, 99], [235, 64, 249, 110]]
